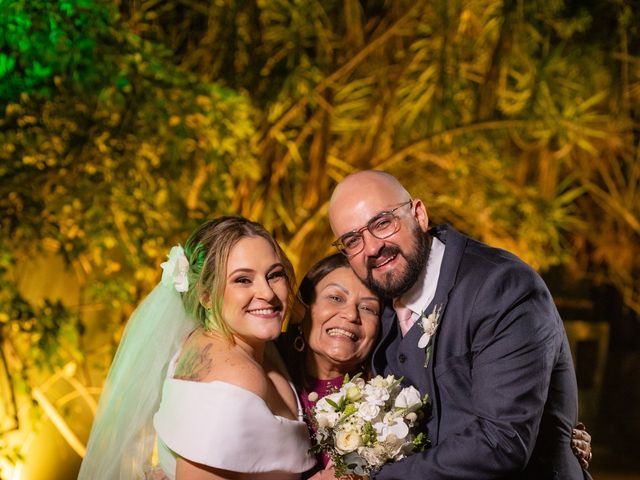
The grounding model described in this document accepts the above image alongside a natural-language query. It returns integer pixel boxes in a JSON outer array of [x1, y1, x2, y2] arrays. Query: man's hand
[[571, 422, 593, 470]]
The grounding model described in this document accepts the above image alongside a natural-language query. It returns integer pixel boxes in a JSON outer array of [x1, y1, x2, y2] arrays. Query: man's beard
[[364, 225, 431, 300]]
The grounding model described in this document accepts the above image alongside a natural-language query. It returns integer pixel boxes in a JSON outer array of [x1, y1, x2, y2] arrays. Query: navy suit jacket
[[371, 225, 590, 479]]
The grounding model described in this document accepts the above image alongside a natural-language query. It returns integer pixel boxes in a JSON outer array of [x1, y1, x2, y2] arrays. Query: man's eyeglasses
[[332, 200, 413, 256]]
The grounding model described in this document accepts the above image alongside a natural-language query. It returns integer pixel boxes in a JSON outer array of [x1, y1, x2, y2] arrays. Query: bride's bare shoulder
[[173, 330, 268, 396], [172, 329, 220, 382]]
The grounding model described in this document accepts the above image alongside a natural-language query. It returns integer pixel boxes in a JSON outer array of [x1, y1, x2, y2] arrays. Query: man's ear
[[412, 198, 430, 232]]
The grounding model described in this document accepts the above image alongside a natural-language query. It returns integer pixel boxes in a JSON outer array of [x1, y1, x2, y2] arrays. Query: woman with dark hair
[[281, 254, 378, 392], [279, 253, 380, 477]]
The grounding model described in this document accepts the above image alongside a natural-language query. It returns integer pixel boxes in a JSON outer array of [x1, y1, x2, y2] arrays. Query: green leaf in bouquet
[[342, 452, 369, 476], [325, 397, 340, 410]]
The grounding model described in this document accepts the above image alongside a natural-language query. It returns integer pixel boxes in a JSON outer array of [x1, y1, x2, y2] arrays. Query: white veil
[[78, 278, 196, 479]]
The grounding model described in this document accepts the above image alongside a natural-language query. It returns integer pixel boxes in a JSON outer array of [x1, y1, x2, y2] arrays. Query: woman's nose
[[255, 278, 276, 300], [341, 302, 360, 322]]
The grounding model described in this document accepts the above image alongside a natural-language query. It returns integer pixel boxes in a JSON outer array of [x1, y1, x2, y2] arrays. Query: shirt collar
[[396, 235, 445, 316]]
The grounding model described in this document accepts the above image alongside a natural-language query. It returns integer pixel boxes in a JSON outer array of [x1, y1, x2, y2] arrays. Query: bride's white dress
[[153, 355, 315, 479]]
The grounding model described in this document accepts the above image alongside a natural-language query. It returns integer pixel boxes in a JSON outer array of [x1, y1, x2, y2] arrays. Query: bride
[[78, 217, 315, 479]]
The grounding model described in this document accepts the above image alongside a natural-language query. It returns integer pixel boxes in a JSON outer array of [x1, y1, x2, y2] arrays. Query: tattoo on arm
[[173, 344, 213, 381]]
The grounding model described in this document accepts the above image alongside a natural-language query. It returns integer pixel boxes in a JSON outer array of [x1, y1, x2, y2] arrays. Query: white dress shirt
[[395, 236, 445, 328]]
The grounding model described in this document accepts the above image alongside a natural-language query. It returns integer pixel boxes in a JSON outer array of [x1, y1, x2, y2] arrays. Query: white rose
[[364, 384, 390, 406], [160, 245, 190, 292], [394, 385, 422, 411], [335, 429, 363, 453], [357, 402, 381, 421], [369, 375, 388, 388]]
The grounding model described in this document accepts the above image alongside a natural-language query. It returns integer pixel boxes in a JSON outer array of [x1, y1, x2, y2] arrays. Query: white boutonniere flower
[[160, 245, 190, 292], [417, 304, 443, 367], [417, 305, 442, 348]]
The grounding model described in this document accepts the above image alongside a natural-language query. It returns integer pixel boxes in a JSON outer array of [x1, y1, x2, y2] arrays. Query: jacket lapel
[[425, 225, 467, 444]]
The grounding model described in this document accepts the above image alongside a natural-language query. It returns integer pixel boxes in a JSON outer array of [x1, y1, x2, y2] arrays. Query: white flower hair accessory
[[417, 304, 443, 367], [160, 245, 190, 292]]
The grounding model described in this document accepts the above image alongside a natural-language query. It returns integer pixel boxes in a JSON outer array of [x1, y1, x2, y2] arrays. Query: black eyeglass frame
[[331, 200, 413, 256]]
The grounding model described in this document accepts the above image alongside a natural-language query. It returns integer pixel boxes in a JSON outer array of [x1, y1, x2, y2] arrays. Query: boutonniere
[[417, 304, 443, 367]]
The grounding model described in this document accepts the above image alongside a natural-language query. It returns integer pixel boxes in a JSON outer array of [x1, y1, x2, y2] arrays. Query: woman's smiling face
[[222, 236, 289, 346], [305, 267, 380, 378]]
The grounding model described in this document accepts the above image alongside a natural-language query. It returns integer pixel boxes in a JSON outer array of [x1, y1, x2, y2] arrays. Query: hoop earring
[[293, 325, 305, 352]]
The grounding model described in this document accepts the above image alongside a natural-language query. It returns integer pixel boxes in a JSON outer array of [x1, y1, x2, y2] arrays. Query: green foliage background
[[0, 0, 638, 473]]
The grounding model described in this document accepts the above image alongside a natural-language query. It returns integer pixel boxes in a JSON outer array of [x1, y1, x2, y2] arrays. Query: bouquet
[[311, 374, 429, 477]]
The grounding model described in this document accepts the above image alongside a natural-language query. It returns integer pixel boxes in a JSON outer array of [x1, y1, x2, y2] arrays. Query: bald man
[[327, 171, 589, 479]]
